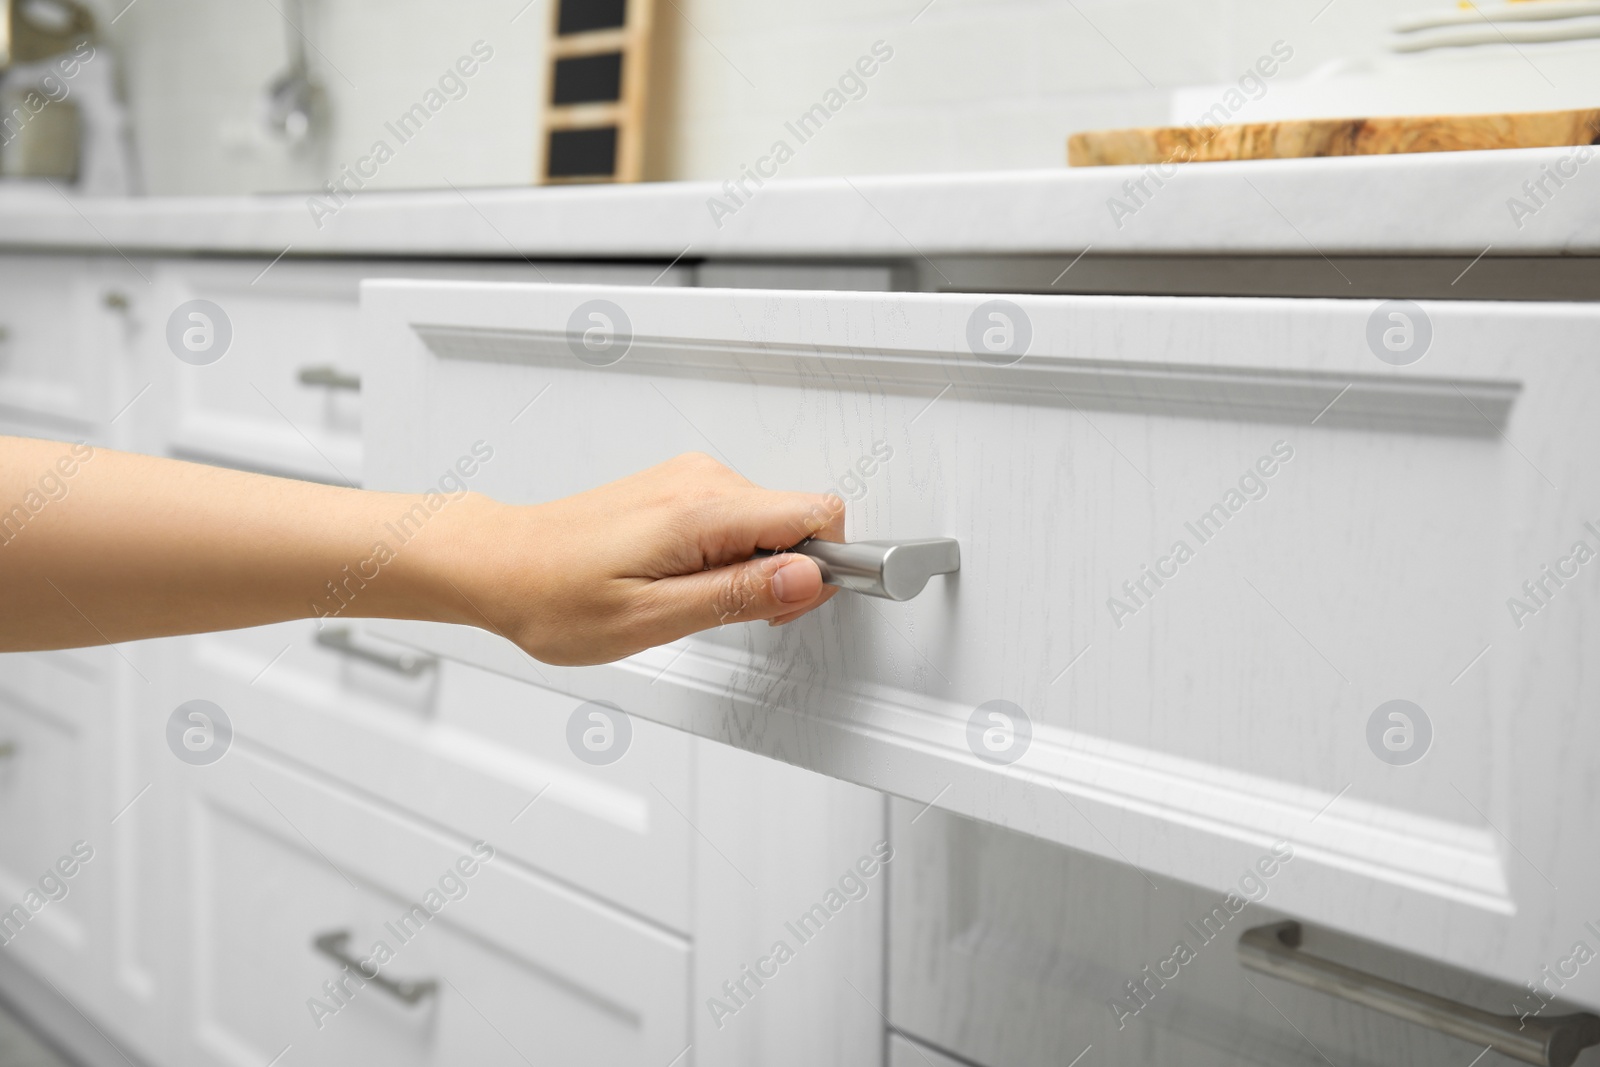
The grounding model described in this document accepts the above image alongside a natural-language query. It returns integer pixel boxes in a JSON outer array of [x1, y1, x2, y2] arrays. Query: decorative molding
[[414, 323, 1520, 435], [367, 618, 1514, 918], [621, 637, 1515, 915]]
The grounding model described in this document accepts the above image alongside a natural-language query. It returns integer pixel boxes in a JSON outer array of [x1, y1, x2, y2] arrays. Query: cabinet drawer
[[889, 803, 1557, 1067], [0, 255, 113, 426], [178, 621, 692, 934], [0, 652, 103, 975], [362, 280, 1600, 1003], [147, 260, 689, 484], [150, 261, 371, 484], [172, 748, 689, 1067]]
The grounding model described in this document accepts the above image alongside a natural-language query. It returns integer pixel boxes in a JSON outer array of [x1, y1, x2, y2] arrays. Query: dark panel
[[556, 0, 628, 35], [546, 126, 619, 178], [552, 52, 624, 105]]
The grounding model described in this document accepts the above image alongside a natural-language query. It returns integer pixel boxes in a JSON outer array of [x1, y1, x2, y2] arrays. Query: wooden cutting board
[[1067, 106, 1600, 166]]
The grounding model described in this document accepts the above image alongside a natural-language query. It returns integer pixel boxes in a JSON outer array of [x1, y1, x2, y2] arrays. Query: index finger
[[700, 487, 846, 567]]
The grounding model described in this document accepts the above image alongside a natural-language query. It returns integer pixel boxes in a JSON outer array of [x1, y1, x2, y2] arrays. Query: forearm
[[0, 436, 481, 651]]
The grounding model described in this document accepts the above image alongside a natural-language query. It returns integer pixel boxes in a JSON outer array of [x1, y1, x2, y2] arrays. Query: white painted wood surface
[[0, 255, 886, 1066], [181, 620, 696, 933], [0, 256, 116, 429], [361, 279, 1600, 1006], [165, 748, 691, 1067], [889, 800, 1561, 1067]]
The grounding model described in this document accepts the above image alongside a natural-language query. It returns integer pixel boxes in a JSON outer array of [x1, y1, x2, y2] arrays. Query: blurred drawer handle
[[298, 365, 361, 391], [0, 740, 14, 758], [774, 538, 960, 601], [313, 930, 437, 1005], [314, 626, 437, 677], [1239, 921, 1600, 1067]]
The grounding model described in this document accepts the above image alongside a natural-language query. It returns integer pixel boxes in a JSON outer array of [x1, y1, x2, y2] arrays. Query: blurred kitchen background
[[6, 0, 1600, 196]]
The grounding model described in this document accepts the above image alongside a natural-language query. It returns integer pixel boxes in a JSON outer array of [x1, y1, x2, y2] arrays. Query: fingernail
[[772, 560, 811, 604]]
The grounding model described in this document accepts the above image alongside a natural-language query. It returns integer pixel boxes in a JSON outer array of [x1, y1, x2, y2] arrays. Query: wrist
[[403, 490, 513, 629]]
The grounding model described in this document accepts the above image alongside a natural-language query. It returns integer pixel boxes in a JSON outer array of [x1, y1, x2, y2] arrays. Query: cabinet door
[[360, 280, 1600, 1004]]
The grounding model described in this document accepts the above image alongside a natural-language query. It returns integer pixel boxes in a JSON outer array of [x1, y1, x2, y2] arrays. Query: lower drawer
[[179, 620, 693, 933], [0, 651, 103, 979], [173, 747, 689, 1067], [888, 800, 1563, 1067]]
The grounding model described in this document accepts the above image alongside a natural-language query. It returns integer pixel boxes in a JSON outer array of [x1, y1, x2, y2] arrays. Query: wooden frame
[[541, 0, 655, 184]]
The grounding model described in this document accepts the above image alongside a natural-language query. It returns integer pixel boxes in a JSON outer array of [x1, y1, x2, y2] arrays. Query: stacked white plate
[[1392, 0, 1600, 54], [1170, 1, 1600, 126]]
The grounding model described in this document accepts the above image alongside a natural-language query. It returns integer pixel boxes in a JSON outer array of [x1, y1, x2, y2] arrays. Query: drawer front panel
[[174, 749, 689, 1067], [362, 281, 1600, 1000], [0, 652, 102, 977], [146, 260, 688, 484], [176, 620, 693, 934], [0, 255, 109, 427], [889, 802, 1550, 1067]]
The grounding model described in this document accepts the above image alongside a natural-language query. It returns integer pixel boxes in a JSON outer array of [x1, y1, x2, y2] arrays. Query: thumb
[[647, 553, 829, 639]]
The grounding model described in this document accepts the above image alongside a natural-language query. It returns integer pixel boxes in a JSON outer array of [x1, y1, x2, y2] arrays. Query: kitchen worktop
[[2, 147, 1596, 259]]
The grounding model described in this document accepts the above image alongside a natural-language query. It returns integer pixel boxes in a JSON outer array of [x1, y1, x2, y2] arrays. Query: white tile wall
[[96, 0, 1450, 195]]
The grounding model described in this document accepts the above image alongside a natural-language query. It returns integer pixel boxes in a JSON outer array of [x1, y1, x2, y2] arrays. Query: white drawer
[[361, 280, 1600, 1004], [0, 652, 103, 980], [148, 260, 371, 484], [889, 803, 1554, 1067], [145, 259, 690, 485], [170, 747, 689, 1067], [178, 621, 692, 934], [0, 255, 118, 427]]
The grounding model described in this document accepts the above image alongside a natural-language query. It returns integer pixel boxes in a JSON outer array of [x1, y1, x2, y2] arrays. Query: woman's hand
[[432, 453, 844, 665]]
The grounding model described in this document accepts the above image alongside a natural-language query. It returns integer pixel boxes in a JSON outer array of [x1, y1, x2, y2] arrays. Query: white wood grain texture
[[167, 746, 689, 1067], [361, 281, 1600, 1004], [689, 737, 886, 1067]]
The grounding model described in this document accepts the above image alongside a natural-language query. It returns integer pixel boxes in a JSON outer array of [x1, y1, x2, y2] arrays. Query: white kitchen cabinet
[[359, 279, 1600, 1011], [164, 746, 690, 1067], [177, 619, 695, 933], [141, 260, 690, 485], [3, 252, 889, 1067]]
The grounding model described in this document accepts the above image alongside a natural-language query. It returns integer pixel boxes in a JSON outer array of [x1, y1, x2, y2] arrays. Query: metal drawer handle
[[298, 365, 361, 391], [314, 626, 438, 677], [0, 740, 15, 758], [313, 930, 437, 1005], [774, 538, 960, 601], [1239, 922, 1600, 1067]]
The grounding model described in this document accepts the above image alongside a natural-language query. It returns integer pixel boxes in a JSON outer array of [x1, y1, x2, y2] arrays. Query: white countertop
[[3, 148, 1597, 259]]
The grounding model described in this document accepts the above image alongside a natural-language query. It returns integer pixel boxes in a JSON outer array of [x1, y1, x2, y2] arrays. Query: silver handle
[[313, 930, 437, 1005], [1239, 922, 1600, 1067], [297, 364, 361, 391], [314, 626, 437, 677], [0, 741, 15, 758], [775, 538, 960, 601]]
